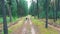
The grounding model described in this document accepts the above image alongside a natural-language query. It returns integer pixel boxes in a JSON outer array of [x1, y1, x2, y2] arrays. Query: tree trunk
[[16, 0, 20, 17], [8, 5, 12, 22], [45, 0, 50, 28], [1, 0, 8, 34], [37, 0, 39, 19], [9, 6, 12, 22], [55, 0, 59, 20], [7, 0, 12, 22]]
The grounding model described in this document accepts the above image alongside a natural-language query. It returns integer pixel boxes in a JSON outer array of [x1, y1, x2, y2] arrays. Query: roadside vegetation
[[31, 17, 59, 34], [2, 17, 25, 34]]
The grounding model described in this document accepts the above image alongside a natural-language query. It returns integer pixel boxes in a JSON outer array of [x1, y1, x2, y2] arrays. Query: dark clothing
[[26, 18, 28, 20]]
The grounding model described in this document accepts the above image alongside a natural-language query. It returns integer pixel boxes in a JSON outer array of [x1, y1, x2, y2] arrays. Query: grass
[[56, 19, 60, 25], [2, 30, 13, 34], [8, 17, 25, 34], [0, 17, 3, 23], [1, 17, 19, 34], [2, 17, 25, 34], [0, 17, 18, 24], [31, 17, 59, 34]]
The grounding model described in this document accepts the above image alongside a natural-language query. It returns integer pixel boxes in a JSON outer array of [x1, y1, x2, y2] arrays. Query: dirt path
[[11, 17, 37, 34]]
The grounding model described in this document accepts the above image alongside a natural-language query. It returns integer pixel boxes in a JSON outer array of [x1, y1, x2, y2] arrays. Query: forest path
[[11, 17, 38, 34]]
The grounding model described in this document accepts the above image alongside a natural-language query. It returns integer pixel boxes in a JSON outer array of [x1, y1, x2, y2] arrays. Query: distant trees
[[29, 0, 60, 28], [29, 0, 38, 16], [7, 0, 12, 22], [16, 0, 28, 17], [0, 0, 28, 23], [50, 0, 60, 22], [11, 0, 17, 17], [29, 0, 45, 18], [0, 0, 28, 19], [29, 0, 60, 19], [0, 0, 28, 34]]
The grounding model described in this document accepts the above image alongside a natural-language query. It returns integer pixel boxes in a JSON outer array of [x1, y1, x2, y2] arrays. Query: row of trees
[[0, 0, 28, 34], [29, 0, 60, 19], [29, 0, 60, 28], [0, 0, 28, 22]]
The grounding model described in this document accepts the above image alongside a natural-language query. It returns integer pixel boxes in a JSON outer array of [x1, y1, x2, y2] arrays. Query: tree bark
[[45, 0, 50, 28], [37, 0, 39, 19], [1, 0, 8, 34]]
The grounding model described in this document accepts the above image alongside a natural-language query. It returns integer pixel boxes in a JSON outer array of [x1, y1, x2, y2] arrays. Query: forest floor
[[0, 16, 60, 34], [10, 16, 60, 34], [40, 19, 60, 31], [11, 17, 38, 34], [31, 17, 60, 34]]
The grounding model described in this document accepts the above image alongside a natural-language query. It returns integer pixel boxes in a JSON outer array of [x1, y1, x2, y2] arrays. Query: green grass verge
[[2, 17, 25, 34], [0, 17, 19, 23], [0, 17, 3, 23], [31, 17, 59, 34], [2, 30, 13, 34]]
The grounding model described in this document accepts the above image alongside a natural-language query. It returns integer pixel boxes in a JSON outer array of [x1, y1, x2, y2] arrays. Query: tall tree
[[11, 0, 17, 17], [37, 0, 39, 18], [7, 0, 12, 22], [1, 0, 8, 34], [55, 0, 59, 21], [16, 0, 20, 17], [45, 0, 50, 28]]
